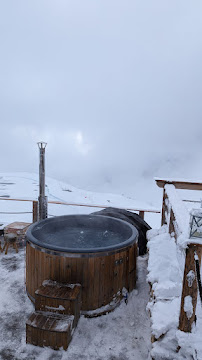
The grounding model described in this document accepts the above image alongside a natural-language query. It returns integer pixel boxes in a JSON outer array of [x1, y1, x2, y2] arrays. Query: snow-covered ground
[[0, 248, 150, 360]]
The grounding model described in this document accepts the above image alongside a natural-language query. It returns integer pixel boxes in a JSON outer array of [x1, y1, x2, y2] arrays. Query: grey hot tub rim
[[26, 214, 138, 254]]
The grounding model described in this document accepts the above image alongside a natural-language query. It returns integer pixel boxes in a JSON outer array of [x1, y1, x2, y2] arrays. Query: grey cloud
[[0, 0, 202, 203]]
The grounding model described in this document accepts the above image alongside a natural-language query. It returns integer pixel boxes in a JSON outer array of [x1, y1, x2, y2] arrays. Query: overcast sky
[[0, 1, 202, 199]]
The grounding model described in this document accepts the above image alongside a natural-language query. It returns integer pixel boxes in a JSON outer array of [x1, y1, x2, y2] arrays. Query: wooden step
[[26, 311, 74, 350], [35, 280, 81, 328]]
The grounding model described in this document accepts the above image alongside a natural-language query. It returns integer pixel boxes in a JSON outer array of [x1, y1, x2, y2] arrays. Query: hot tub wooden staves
[[26, 241, 137, 312]]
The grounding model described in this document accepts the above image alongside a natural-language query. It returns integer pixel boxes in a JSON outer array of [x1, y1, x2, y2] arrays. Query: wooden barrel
[[26, 215, 138, 312]]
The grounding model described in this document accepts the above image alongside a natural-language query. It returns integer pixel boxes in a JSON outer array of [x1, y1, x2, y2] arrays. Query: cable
[[0, 211, 32, 214]]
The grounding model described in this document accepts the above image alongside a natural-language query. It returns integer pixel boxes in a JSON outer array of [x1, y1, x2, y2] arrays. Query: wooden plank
[[92, 256, 101, 310], [156, 179, 202, 191], [50, 255, 55, 283], [39, 315, 48, 347], [26, 312, 73, 350], [54, 256, 60, 283], [29, 245, 34, 297], [103, 254, 111, 306], [125, 250, 129, 291], [32, 245, 36, 298], [70, 256, 77, 285], [179, 244, 198, 332], [75, 257, 84, 301], [88, 257, 95, 310], [43, 254, 49, 287], [98, 257, 105, 308], [128, 245, 136, 291], [65, 258, 72, 284], [38, 250, 42, 292], [119, 251, 125, 292], [169, 208, 177, 241], [81, 258, 88, 310], [32, 201, 38, 223], [0, 197, 160, 214], [113, 252, 120, 296], [198, 247, 202, 264], [161, 188, 168, 226]]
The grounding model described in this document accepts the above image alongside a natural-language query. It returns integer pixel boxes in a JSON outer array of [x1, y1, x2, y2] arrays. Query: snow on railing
[[160, 183, 190, 248], [147, 178, 202, 359], [0, 197, 161, 224], [164, 184, 190, 239], [156, 179, 202, 336]]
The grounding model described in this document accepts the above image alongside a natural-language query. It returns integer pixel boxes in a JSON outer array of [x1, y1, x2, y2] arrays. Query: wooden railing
[[156, 178, 202, 333], [179, 243, 202, 332], [0, 197, 160, 223]]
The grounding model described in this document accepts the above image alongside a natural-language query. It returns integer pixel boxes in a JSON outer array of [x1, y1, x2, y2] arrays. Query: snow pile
[[176, 297, 202, 360], [147, 222, 202, 359], [147, 226, 183, 358], [183, 296, 193, 320], [165, 185, 190, 238], [148, 298, 180, 339], [147, 226, 183, 300]]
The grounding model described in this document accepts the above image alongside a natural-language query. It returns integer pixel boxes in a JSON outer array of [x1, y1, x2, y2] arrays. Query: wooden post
[[197, 247, 202, 265], [139, 211, 145, 220], [161, 188, 168, 226], [179, 244, 198, 332], [169, 208, 177, 241], [32, 201, 38, 223]]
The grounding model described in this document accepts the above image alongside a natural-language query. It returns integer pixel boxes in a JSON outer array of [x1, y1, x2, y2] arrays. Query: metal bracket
[[115, 258, 123, 266]]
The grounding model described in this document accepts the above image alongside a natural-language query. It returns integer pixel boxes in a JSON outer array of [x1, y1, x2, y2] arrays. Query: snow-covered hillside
[[0, 172, 160, 228]]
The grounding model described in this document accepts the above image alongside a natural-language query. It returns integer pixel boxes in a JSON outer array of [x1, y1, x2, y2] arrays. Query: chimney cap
[[37, 142, 47, 149]]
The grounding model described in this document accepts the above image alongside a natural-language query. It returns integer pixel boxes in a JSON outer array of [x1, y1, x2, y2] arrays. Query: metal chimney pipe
[[37, 142, 48, 220]]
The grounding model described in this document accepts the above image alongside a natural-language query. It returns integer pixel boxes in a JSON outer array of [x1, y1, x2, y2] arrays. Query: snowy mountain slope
[[0, 172, 160, 227]]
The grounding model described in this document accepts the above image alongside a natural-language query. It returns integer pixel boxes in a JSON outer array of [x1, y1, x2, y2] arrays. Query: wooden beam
[[0, 197, 160, 214], [179, 244, 198, 332], [155, 179, 202, 191], [169, 208, 177, 241], [161, 188, 167, 226], [139, 211, 145, 220], [32, 201, 38, 223]]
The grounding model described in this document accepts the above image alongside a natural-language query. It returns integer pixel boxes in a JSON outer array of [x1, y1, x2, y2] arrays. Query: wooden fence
[[0, 197, 160, 223], [156, 178, 202, 333]]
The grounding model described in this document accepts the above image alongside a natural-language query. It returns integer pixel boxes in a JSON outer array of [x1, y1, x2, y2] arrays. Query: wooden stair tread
[[26, 281, 81, 350], [35, 280, 81, 300], [26, 311, 74, 332]]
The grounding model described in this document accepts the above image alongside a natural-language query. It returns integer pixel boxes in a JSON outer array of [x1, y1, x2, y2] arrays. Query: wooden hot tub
[[26, 215, 138, 312]]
